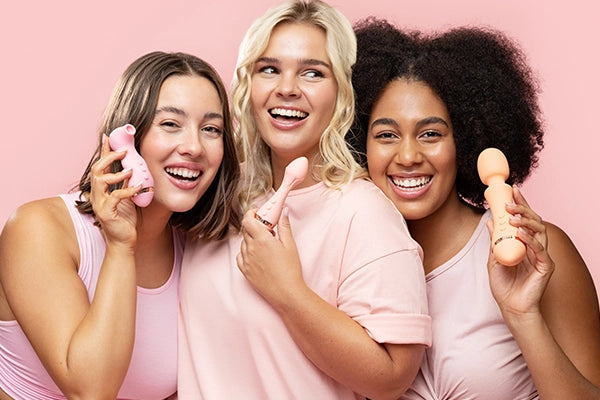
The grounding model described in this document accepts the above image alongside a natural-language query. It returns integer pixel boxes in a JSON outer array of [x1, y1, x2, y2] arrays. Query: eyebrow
[[155, 106, 223, 121], [370, 116, 449, 130], [155, 106, 187, 117], [256, 56, 331, 69]]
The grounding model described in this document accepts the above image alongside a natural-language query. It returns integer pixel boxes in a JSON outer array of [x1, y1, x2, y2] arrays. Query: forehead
[[157, 75, 222, 111], [372, 79, 450, 120], [262, 22, 330, 62]]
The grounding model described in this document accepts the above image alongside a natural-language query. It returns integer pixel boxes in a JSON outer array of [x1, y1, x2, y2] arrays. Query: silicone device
[[108, 124, 155, 207], [477, 148, 526, 266], [255, 156, 308, 231]]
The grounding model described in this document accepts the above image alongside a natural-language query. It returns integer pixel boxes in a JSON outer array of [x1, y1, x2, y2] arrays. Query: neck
[[136, 204, 172, 247], [134, 205, 175, 288], [407, 193, 483, 274]]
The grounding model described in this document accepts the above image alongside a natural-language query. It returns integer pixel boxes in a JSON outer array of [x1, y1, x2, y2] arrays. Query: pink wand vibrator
[[108, 124, 155, 207], [477, 148, 526, 266], [255, 156, 308, 232]]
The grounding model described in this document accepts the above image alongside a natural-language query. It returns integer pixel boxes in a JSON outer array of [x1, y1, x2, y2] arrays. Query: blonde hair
[[232, 0, 367, 211]]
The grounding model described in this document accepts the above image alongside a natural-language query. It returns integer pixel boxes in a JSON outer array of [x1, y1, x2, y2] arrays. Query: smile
[[391, 176, 432, 190], [269, 107, 308, 120], [165, 167, 201, 181]]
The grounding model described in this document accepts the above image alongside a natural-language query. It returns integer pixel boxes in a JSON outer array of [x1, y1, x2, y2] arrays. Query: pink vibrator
[[108, 124, 155, 207]]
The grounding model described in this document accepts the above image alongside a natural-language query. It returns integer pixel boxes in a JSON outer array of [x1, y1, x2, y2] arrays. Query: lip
[[387, 174, 432, 200], [268, 106, 309, 131], [164, 162, 204, 191]]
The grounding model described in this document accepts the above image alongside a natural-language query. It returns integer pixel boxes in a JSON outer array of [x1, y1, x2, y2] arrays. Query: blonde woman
[[178, 1, 431, 399]]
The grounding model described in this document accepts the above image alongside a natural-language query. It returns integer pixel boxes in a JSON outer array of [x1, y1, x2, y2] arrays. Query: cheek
[[438, 149, 458, 175], [206, 140, 225, 167], [366, 142, 389, 175], [316, 86, 338, 115], [250, 79, 269, 107], [139, 137, 163, 162]]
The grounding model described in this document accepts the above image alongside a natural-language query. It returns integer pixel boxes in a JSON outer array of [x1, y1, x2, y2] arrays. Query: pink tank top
[[401, 211, 538, 400], [0, 192, 181, 399]]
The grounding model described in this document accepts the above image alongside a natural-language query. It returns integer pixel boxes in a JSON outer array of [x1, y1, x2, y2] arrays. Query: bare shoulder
[[542, 220, 598, 307], [2, 197, 75, 240], [0, 197, 80, 320], [543, 221, 596, 291], [541, 221, 600, 382], [1, 196, 79, 277]]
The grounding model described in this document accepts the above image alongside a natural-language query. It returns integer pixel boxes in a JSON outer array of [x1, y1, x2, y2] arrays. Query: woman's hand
[[487, 185, 555, 319], [89, 135, 142, 248], [236, 208, 306, 307]]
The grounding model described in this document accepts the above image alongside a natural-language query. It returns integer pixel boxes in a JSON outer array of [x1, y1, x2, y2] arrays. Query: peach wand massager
[[108, 124, 155, 207], [255, 156, 308, 231], [477, 148, 526, 266]]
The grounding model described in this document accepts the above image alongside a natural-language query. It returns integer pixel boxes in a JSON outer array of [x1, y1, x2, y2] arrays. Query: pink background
[[1, 0, 598, 292]]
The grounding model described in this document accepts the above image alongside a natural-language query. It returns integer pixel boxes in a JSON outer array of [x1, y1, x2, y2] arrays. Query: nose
[[276, 72, 300, 98], [395, 137, 423, 166], [177, 128, 205, 158]]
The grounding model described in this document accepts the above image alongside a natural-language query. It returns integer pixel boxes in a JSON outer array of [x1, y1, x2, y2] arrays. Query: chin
[[154, 196, 199, 214]]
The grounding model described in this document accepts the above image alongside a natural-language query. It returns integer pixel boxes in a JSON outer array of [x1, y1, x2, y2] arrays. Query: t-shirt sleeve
[[337, 184, 432, 346], [338, 249, 432, 346]]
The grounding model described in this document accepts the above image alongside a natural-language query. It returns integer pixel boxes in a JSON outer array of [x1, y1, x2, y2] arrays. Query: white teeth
[[165, 167, 200, 179], [391, 176, 431, 189], [270, 107, 308, 118]]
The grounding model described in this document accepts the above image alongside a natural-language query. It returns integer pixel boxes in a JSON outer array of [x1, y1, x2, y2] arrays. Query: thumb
[[276, 207, 294, 244]]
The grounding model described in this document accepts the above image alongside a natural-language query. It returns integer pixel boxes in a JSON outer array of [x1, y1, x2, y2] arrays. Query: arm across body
[[237, 208, 430, 400], [488, 187, 600, 399]]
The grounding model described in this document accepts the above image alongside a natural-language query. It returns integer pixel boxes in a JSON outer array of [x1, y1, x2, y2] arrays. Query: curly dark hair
[[350, 18, 544, 209]]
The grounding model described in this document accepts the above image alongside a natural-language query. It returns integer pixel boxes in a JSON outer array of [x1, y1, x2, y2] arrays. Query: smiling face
[[250, 22, 338, 167], [140, 74, 224, 214], [366, 79, 458, 221]]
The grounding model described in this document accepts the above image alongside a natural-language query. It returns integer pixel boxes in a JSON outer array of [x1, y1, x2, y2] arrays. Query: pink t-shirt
[[178, 179, 431, 399], [400, 211, 538, 400], [0, 192, 181, 399]]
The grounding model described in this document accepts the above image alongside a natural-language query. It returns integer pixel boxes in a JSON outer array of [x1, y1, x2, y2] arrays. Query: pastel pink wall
[[1, 0, 598, 292]]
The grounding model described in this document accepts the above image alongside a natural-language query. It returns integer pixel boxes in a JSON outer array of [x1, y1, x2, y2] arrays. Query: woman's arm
[[0, 138, 143, 399], [488, 186, 600, 399], [237, 209, 424, 400]]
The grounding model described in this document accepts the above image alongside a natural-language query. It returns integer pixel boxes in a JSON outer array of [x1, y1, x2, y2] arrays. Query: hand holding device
[[477, 148, 526, 266], [108, 124, 154, 207], [255, 156, 308, 232]]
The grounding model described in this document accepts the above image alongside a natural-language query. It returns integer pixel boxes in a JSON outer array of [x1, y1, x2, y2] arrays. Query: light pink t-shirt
[[178, 179, 431, 399], [0, 192, 181, 399], [401, 211, 538, 400]]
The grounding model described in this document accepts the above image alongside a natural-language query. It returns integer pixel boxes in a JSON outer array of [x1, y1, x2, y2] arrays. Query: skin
[[236, 22, 425, 400], [250, 22, 337, 189], [0, 75, 224, 400], [366, 78, 600, 398]]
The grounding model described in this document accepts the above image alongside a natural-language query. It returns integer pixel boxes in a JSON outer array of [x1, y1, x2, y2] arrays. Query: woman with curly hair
[[177, 2, 431, 399], [351, 18, 600, 399]]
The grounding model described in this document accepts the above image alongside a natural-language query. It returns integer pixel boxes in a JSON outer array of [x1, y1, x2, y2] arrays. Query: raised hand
[[486, 185, 555, 319], [237, 208, 306, 307], [89, 134, 142, 248]]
